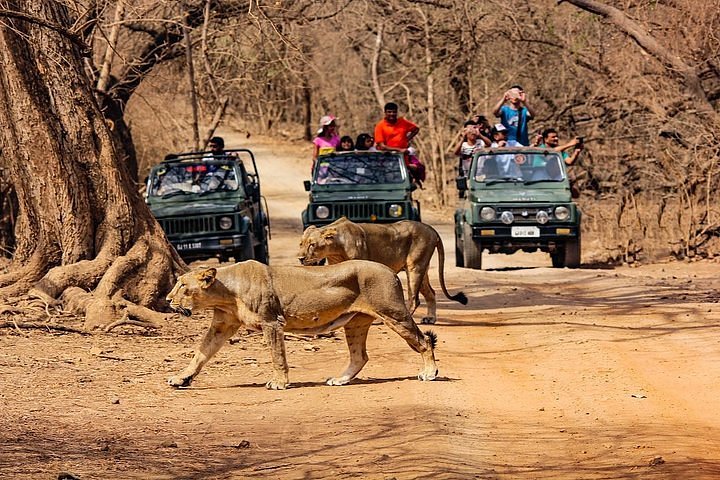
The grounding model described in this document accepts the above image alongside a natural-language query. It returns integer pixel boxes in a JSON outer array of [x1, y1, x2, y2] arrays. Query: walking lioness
[[298, 218, 467, 324], [167, 260, 438, 390]]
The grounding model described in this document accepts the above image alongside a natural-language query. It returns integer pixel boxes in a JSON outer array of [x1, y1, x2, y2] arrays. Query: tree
[[0, 0, 184, 330]]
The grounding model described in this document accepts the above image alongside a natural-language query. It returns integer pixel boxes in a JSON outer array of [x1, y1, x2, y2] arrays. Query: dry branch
[[0, 321, 87, 334]]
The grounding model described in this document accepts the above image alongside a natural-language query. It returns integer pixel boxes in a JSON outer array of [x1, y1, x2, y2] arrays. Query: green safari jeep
[[302, 151, 421, 228], [145, 149, 270, 264], [455, 148, 581, 269]]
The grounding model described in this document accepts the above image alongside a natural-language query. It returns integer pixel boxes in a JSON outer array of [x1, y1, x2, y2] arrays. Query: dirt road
[[1, 131, 720, 479]]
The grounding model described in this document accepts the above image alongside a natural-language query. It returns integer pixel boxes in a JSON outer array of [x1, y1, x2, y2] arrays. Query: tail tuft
[[424, 330, 438, 349], [451, 292, 468, 305]]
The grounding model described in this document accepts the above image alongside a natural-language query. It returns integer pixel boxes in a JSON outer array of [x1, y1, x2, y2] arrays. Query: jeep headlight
[[480, 206, 496, 221], [536, 210, 549, 224], [315, 205, 330, 219], [554, 206, 570, 221], [218, 216, 233, 230], [388, 204, 403, 217], [500, 211, 514, 225]]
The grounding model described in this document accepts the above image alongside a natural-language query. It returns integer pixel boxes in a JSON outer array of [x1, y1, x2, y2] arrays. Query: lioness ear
[[197, 268, 217, 289], [303, 225, 317, 235], [321, 227, 336, 239]]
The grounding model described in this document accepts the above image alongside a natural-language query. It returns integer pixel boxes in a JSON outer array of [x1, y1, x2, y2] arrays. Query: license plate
[[175, 242, 202, 251], [511, 226, 540, 238]]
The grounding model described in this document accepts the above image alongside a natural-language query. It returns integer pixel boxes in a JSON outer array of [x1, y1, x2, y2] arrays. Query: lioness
[[298, 218, 467, 324], [167, 260, 438, 390]]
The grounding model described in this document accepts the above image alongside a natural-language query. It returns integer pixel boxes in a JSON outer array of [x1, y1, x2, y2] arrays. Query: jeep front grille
[[333, 203, 385, 219], [160, 215, 221, 235]]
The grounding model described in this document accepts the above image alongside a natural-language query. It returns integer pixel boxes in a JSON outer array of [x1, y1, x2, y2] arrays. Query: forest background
[[2, 0, 720, 267]]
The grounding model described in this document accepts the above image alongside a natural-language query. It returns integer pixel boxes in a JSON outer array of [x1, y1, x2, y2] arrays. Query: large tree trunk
[[0, 0, 184, 330]]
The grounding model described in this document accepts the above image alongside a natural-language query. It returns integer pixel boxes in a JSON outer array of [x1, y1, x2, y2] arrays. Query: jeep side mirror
[[456, 176, 467, 191], [303, 180, 311, 191]]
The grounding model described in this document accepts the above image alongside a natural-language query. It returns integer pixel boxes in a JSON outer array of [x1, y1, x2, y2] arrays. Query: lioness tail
[[434, 233, 468, 305], [424, 330, 438, 349]]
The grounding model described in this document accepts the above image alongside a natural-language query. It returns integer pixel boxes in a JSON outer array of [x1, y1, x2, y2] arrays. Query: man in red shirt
[[374, 102, 420, 154]]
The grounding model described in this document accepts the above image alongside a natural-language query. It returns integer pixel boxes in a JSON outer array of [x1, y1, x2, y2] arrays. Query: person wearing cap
[[374, 102, 420, 155], [492, 85, 535, 146], [312, 115, 341, 166]]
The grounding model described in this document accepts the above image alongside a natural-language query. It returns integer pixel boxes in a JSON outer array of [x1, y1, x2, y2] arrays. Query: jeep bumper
[[467, 224, 579, 252], [169, 233, 250, 259]]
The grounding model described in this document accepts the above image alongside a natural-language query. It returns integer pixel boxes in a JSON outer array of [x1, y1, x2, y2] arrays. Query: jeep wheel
[[233, 237, 255, 263], [551, 235, 581, 268], [455, 229, 464, 268], [550, 250, 564, 268], [462, 223, 482, 269], [254, 241, 269, 264], [564, 235, 581, 268]]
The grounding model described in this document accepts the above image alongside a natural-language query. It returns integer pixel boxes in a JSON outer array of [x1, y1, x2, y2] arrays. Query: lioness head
[[166, 268, 218, 316], [298, 226, 337, 265]]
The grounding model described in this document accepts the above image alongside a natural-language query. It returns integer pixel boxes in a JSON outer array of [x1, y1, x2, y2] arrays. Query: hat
[[317, 115, 337, 134], [208, 136, 224, 148], [494, 123, 507, 132]]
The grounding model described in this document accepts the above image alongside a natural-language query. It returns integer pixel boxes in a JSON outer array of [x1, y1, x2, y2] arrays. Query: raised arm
[[492, 91, 508, 117], [520, 91, 536, 118]]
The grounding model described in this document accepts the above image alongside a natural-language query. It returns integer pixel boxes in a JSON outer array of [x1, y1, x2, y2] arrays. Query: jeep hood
[[148, 198, 240, 218], [310, 186, 410, 202], [470, 186, 572, 203]]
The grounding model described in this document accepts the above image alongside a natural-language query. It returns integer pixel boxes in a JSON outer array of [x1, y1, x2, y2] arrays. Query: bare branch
[[563, 0, 716, 116], [0, 8, 90, 52]]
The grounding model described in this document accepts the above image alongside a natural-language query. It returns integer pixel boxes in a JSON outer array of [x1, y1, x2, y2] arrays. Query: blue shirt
[[499, 105, 531, 146]]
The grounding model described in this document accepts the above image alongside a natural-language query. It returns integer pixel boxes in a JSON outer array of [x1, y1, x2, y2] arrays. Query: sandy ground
[[1, 131, 720, 479]]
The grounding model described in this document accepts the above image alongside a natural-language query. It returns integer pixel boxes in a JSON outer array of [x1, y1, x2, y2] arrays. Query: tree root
[[103, 313, 157, 332], [2, 231, 184, 333]]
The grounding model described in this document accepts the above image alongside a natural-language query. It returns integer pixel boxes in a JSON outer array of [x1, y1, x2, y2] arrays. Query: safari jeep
[[145, 149, 270, 263], [454, 147, 581, 269], [302, 151, 421, 229]]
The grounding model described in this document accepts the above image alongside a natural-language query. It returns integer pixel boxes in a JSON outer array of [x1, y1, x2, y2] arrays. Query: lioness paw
[[417, 369, 438, 381], [326, 377, 351, 386], [265, 380, 288, 390], [168, 375, 193, 388], [420, 317, 436, 325]]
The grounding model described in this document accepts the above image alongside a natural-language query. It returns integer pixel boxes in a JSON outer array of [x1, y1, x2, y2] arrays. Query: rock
[[234, 440, 251, 449], [58, 473, 81, 480], [111, 398, 120, 405], [160, 440, 178, 448], [649, 456, 665, 466]]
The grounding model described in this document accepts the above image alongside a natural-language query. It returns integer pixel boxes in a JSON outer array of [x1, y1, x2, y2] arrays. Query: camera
[[576, 136, 585, 145]]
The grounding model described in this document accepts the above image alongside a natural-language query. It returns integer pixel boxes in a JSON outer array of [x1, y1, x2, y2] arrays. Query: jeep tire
[[564, 235, 581, 268], [233, 237, 255, 263], [462, 222, 482, 270], [455, 230, 464, 268], [254, 240, 269, 264], [551, 235, 581, 268]]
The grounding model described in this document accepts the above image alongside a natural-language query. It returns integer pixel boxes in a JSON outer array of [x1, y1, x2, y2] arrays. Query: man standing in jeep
[[374, 102, 422, 182], [374, 102, 420, 154]]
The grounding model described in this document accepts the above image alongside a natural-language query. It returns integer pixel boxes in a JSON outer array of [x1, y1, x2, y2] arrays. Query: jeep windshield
[[471, 150, 566, 185], [148, 161, 240, 198], [313, 152, 407, 185]]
